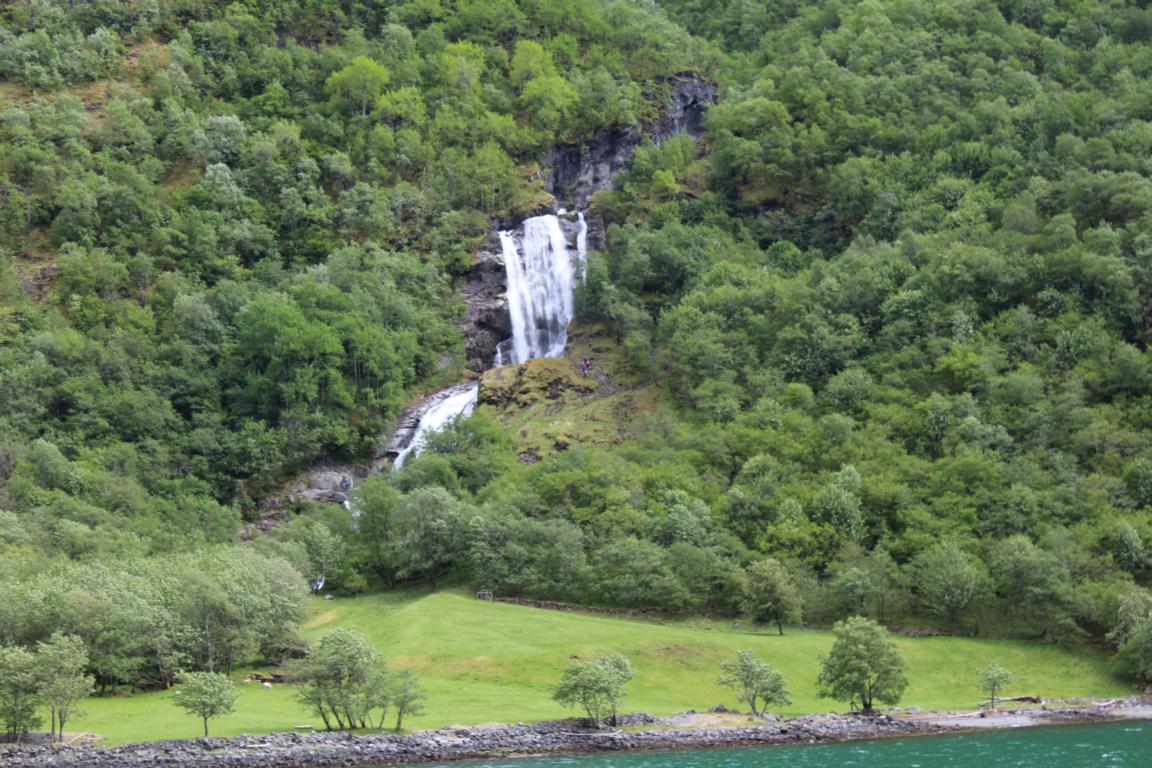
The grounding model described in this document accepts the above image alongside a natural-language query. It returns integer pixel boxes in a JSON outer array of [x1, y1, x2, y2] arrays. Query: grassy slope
[[71, 590, 1131, 744], [477, 326, 664, 460]]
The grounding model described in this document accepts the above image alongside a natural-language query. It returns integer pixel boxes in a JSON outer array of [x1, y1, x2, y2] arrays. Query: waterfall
[[390, 212, 585, 470], [500, 214, 582, 365], [391, 384, 479, 469]]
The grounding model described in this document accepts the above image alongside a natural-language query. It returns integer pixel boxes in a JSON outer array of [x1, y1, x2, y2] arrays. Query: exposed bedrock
[[546, 74, 717, 207]]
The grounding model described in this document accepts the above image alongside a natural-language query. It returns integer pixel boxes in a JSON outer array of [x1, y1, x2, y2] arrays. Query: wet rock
[[461, 230, 513, 372], [287, 467, 356, 505]]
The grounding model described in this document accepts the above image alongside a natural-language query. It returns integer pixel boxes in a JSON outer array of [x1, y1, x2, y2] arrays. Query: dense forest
[[4, 0, 1152, 697]]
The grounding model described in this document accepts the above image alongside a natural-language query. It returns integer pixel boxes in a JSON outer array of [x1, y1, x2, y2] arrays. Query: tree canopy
[[817, 617, 908, 713]]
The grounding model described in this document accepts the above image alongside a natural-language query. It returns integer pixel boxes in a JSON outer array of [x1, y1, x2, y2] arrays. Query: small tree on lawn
[[173, 671, 238, 738], [742, 558, 804, 635], [552, 653, 633, 729], [978, 662, 1012, 710], [36, 633, 94, 742], [390, 669, 426, 731], [717, 650, 791, 717], [817, 616, 907, 714]]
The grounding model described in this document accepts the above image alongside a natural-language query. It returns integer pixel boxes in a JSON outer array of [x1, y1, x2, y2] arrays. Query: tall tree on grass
[[742, 558, 803, 635], [36, 633, 94, 742], [0, 646, 41, 743], [817, 617, 907, 714], [1117, 614, 1152, 685], [553, 654, 633, 728], [390, 487, 465, 592], [172, 671, 237, 738], [297, 629, 391, 731], [978, 662, 1012, 710], [716, 650, 791, 716], [914, 542, 988, 634]]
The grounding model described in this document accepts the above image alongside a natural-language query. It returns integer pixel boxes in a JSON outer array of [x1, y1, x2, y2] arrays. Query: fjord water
[[419, 721, 1150, 768]]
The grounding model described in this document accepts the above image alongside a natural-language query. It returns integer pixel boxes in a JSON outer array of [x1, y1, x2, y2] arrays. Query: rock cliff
[[458, 74, 716, 371]]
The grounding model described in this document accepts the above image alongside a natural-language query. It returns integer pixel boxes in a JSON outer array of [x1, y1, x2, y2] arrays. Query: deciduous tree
[[978, 662, 1012, 710], [817, 617, 907, 713], [172, 671, 237, 738], [553, 654, 633, 728], [36, 633, 93, 742], [742, 558, 803, 635], [716, 650, 790, 716]]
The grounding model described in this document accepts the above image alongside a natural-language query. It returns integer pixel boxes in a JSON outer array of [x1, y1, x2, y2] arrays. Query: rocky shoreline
[[5, 702, 1150, 768]]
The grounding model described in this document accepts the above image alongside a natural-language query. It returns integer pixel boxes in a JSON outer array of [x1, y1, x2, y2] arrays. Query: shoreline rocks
[[11, 702, 1152, 768], [0, 714, 947, 768]]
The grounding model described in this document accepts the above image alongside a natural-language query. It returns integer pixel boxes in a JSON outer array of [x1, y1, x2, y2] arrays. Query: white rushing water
[[500, 214, 583, 365], [391, 384, 479, 469], [575, 212, 588, 280]]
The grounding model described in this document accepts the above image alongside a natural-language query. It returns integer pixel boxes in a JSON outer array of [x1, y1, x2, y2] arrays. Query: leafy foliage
[[978, 661, 1012, 710], [716, 650, 791, 716], [817, 617, 908, 712], [172, 672, 237, 738], [552, 653, 633, 728]]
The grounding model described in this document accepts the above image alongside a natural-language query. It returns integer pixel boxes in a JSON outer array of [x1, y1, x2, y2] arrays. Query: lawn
[[71, 590, 1133, 744]]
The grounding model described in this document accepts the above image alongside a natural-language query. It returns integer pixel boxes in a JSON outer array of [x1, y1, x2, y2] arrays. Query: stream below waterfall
[[388, 212, 587, 469]]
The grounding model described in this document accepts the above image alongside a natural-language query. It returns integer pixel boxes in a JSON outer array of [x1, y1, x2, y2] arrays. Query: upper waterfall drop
[[500, 213, 583, 365]]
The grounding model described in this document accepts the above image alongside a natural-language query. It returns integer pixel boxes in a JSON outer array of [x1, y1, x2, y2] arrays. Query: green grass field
[[70, 590, 1133, 744]]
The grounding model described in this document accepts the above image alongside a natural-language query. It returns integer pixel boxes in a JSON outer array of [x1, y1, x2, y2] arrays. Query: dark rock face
[[289, 467, 356, 505], [546, 75, 717, 208], [461, 230, 512, 372]]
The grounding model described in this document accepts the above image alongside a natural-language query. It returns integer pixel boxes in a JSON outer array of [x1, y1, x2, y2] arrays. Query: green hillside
[[6, 0, 1152, 746], [70, 591, 1129, 744]]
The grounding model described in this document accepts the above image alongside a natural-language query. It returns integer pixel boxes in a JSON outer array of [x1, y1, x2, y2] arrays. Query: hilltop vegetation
[[5, 0, 1152, 742]]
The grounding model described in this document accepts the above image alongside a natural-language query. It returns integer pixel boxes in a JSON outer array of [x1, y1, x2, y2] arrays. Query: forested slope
[[0, 0, 703, 549], [384, 0, 1152, 648], [4, 0, 1152, 697]]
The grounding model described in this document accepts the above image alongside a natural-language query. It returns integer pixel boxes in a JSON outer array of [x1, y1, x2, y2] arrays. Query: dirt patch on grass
[[306, 611, 340, 627]]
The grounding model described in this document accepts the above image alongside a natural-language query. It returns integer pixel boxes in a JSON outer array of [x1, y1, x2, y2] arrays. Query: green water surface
[[422, 721, 1151, 768]]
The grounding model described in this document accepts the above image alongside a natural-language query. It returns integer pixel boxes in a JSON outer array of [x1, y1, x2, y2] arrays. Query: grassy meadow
[[70, 590, 1132, 744]]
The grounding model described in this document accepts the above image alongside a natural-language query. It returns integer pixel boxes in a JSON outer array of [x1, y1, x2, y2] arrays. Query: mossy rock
[[477, 336, 665, 461], [479, 358, 596, 408]]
